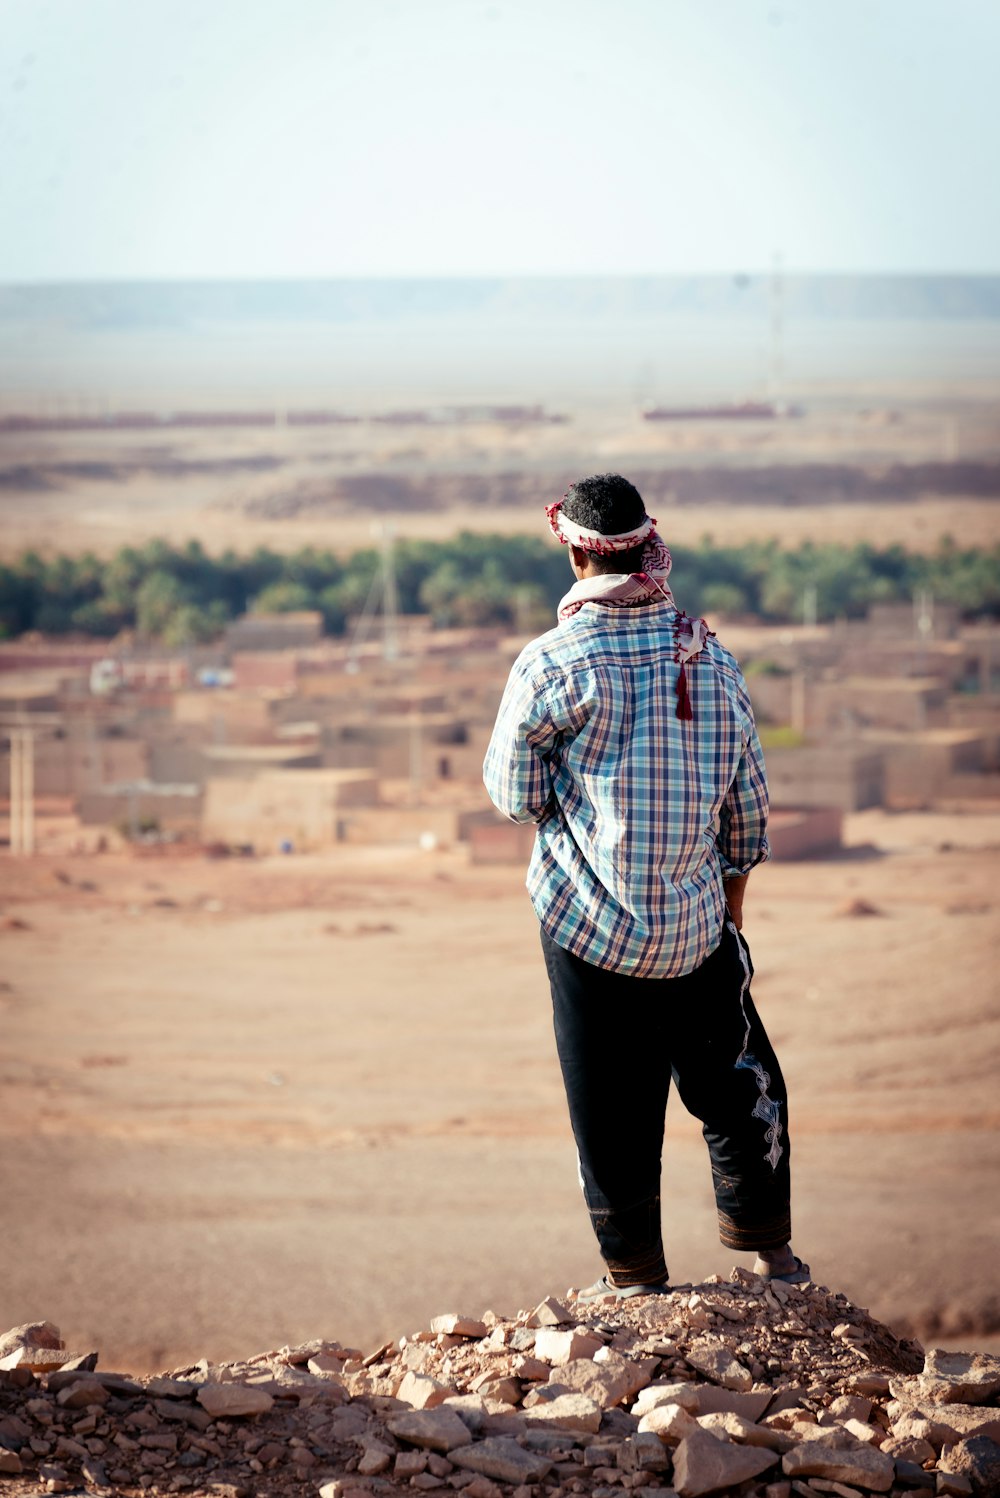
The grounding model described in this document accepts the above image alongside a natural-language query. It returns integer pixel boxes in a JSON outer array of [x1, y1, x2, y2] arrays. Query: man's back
[[484, 598, 769, 978], [483, 473, 803, 1299]]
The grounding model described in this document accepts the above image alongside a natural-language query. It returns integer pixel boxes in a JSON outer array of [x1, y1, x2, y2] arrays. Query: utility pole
[[380, 524, 399, 663], [914, 588, 933, 682], [409, 707, 422, 805], [347, 521, 401, 671], [914, 589, 934, 640], [9, 726, 35, 856]]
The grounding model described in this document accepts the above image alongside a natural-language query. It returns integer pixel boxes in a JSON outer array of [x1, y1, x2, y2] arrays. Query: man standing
[[483, 474, 807, 1301]]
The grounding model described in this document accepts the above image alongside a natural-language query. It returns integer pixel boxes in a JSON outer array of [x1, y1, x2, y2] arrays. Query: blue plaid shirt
[[483, 600, 769, 978]]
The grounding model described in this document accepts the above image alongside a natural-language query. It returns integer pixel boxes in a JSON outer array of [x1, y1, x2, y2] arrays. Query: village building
[[2, 601, 999, 859]]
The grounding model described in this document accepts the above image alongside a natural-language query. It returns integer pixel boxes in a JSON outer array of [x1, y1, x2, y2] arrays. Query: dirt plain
[[2, 389, 1000, 560], [1, 807, 999, 1375]]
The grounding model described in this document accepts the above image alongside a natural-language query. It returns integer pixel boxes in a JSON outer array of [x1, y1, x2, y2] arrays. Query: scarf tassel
[[675, 660, 693, 721]]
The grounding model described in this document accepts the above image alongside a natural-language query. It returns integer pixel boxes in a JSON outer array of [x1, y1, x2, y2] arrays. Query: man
[[483, 474, 807, 1301]]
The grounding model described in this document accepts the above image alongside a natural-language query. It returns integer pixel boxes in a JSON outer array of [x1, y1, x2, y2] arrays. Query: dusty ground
[[1, 808, 998, 1374]]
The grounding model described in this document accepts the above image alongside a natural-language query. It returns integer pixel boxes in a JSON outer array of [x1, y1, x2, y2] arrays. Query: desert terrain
[[1, 385, 999, 560], [1, 293, 999, 1394], [1, 805, 998, 1376]]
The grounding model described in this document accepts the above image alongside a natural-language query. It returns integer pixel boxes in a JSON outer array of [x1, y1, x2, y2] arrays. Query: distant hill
[[1, 275, 999, 330]]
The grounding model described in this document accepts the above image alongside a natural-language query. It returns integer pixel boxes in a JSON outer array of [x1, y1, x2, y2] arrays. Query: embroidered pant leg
[[669, 920, 792, 1252], [541, 927, 670, 1287]]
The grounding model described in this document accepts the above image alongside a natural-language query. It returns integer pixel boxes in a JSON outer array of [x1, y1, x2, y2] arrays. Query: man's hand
[[723, 873, 748, 931]]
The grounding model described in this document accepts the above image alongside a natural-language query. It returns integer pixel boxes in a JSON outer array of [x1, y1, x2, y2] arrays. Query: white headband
[[546, 499, 655, 556]]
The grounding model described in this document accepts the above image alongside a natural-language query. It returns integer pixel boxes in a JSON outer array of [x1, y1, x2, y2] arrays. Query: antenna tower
[[347, 523, 400, 671]]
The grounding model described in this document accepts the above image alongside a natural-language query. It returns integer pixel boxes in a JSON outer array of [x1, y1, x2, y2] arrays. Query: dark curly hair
[[562, 474, 648, 573]]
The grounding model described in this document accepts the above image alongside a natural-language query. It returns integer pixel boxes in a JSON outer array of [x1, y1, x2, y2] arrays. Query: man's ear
[[569, 543, 589, 577]]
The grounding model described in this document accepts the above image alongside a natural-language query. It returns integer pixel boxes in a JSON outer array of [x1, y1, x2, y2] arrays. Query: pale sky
[[2, 0, 999, 282]]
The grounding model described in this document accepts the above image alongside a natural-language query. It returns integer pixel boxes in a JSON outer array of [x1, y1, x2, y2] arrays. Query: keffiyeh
[[546, 495, 712, 720]]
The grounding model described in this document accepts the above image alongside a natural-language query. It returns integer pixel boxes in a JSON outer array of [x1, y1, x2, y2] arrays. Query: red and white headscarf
[[545, 494, 712, 720], [545, 497, 657, 558]]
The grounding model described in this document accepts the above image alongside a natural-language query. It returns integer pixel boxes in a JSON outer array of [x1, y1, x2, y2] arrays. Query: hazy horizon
[[3, 274, 999, 407]]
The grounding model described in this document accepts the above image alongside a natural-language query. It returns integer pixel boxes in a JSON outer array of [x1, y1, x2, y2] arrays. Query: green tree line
[[0, 534, 997, 644]]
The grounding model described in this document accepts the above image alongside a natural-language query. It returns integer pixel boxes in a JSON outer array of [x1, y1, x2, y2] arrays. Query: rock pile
[[2, 1270, 999, 1498]]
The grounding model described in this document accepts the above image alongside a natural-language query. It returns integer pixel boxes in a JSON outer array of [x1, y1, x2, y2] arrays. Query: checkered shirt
[[483, 600, 769, 977]]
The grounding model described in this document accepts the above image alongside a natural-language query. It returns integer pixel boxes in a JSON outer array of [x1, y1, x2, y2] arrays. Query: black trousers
[[541, 920, 792, 1287]]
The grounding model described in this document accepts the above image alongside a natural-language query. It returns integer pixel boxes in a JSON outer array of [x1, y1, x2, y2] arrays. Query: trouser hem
[[717, 1208, 792, 1252], [604, 1264, 667, 1288], [604, 1250, 670, 1288]]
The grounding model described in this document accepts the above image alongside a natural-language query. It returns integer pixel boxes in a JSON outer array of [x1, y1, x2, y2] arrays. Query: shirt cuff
[[719, 837, 770, 879]]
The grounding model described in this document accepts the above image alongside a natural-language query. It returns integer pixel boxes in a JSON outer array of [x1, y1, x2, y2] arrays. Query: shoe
[[760, 1255, 811, 1284], [575, 1275, 671, 1304]]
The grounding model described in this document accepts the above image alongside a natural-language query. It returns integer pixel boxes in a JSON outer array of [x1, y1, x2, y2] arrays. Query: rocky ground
[[3, 1270, 1000, 1498]]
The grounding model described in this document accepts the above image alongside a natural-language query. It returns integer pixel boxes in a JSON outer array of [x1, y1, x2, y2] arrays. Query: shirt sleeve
[[717, 685, 770, 878], [483, 655, 558, 825]]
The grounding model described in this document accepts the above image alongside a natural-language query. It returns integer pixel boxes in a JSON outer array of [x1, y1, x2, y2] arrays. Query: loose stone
[[431, 1317, 489, 1340], [672, 1428, 778, 1496], [528, 1300, 575, 1328], [398, 1372, 455, 1410], [55, 1379, 110, 1410], [617, 1433, 670, 1473], [682, 1340, 752, 1393], [196, 1384, 274, 1418], [937, 1436, 1000, 1497], [357, 1442, 393, 1475], [450, 1436, 554, 1484], [523, 1393, 603, 1434], [387, 1406, 475, 1453], [782, 1438, 896, 1492], [636, 1404, 700, 1445], [534, 1330, 605, 1367], [919, 1351, 1000, 1407]]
